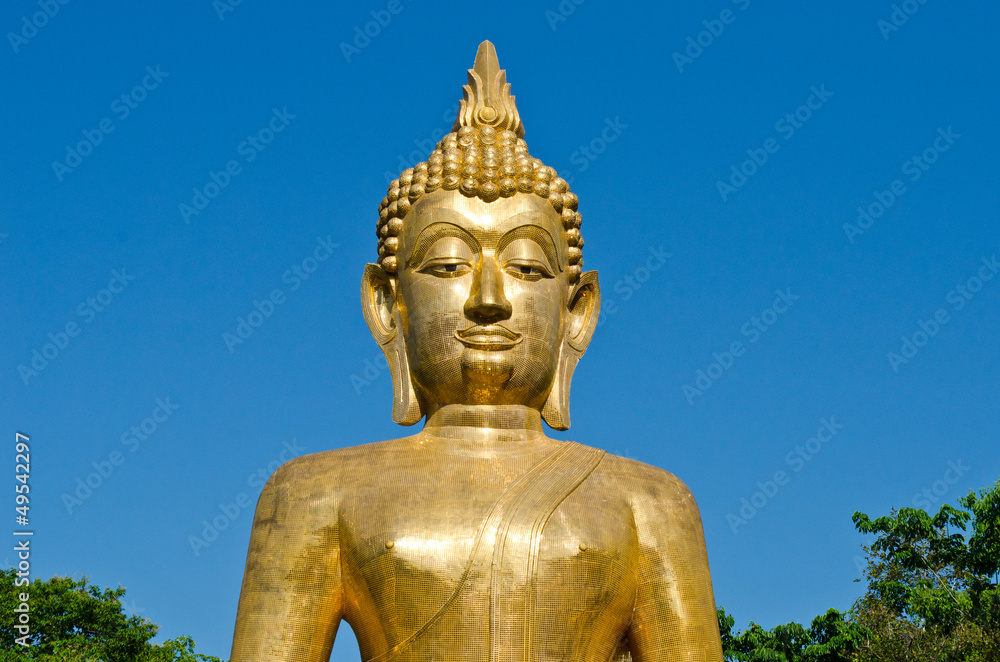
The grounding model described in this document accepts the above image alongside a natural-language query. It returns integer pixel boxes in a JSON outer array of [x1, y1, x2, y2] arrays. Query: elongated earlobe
[[361, 264, 422, 425], [542, 270, 600, 430]]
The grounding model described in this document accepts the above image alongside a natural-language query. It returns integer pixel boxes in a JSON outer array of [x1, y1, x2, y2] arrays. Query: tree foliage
[[0, 569, 222, 662], [718, 606, 864, 661], [719, 478, 1000, 662], [851, 478, 1000, 661]]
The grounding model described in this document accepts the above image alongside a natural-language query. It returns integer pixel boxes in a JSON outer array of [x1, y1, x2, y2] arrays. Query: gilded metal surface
[[231, 41, 724, 662]]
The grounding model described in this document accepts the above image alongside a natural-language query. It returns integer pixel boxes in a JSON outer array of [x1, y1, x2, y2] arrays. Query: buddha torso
[[260, 433, 695, 662], [341, 436, 633, 662]]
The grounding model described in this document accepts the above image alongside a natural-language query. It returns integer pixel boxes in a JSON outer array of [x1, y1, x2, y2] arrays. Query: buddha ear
[[360, 264, 422, 426], [542, 270, 601, 431]]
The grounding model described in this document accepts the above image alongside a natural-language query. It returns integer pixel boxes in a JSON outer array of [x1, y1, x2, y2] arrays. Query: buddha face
[[394, 189, 569, 410], [363, 188, 600, 428]]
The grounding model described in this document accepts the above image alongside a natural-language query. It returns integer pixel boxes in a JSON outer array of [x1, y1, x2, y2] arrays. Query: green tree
[[850, 478, 1000, 661], [717, 479, 1000, 661], [0, 569, 223, 662], [718, 606, 863, 661]]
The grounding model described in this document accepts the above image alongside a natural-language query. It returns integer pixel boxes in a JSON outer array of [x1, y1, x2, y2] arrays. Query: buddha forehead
[[399, 189, 567, 267]]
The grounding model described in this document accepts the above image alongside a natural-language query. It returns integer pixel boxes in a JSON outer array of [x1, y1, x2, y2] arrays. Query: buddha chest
[[338, 449, 638, 662]]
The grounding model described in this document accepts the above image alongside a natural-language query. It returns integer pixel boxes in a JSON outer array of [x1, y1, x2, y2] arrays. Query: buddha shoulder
[[259, 436, 417, 503], [597, 451, 702, 518]]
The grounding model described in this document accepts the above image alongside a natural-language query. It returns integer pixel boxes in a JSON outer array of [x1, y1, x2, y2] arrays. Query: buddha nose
[[464, 254, 512, 323]]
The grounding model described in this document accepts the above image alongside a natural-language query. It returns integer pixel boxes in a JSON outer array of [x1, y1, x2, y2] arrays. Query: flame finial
[[451, 41, 524, 138]]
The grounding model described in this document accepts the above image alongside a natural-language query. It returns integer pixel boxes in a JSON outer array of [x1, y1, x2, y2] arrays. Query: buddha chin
[[460, 347, 515, 403]]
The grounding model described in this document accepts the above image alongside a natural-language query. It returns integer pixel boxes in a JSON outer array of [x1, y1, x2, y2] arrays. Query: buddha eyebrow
[[494, 209, 564, 259], [497, 226, 561, 273], [407, 223, 478, 267]]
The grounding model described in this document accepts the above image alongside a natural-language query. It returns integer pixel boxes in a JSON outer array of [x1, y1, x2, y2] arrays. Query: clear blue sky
[[3, 1, 998, 659]]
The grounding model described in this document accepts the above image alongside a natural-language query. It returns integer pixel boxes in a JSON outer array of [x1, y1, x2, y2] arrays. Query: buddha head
[[361, 41, 600, 430]]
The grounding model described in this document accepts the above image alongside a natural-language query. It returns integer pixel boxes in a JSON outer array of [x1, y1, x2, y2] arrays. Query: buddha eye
[[420, 261, 472, 277], [504, 261, 552, 280]]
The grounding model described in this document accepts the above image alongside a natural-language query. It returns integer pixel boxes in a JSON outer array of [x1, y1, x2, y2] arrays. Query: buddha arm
[[230, 457, 343, 662], [626, 472, 724, 662]]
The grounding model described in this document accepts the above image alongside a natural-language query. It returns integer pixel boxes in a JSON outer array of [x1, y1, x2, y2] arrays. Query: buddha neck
[[420, 404, 552, 447]]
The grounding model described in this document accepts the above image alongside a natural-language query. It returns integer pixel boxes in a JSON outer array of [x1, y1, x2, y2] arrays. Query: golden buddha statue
[[230, 41, 724, 662]]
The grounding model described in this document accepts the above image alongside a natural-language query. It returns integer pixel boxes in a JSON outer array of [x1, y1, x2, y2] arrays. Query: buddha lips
[[454, 324, 523, 350]]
